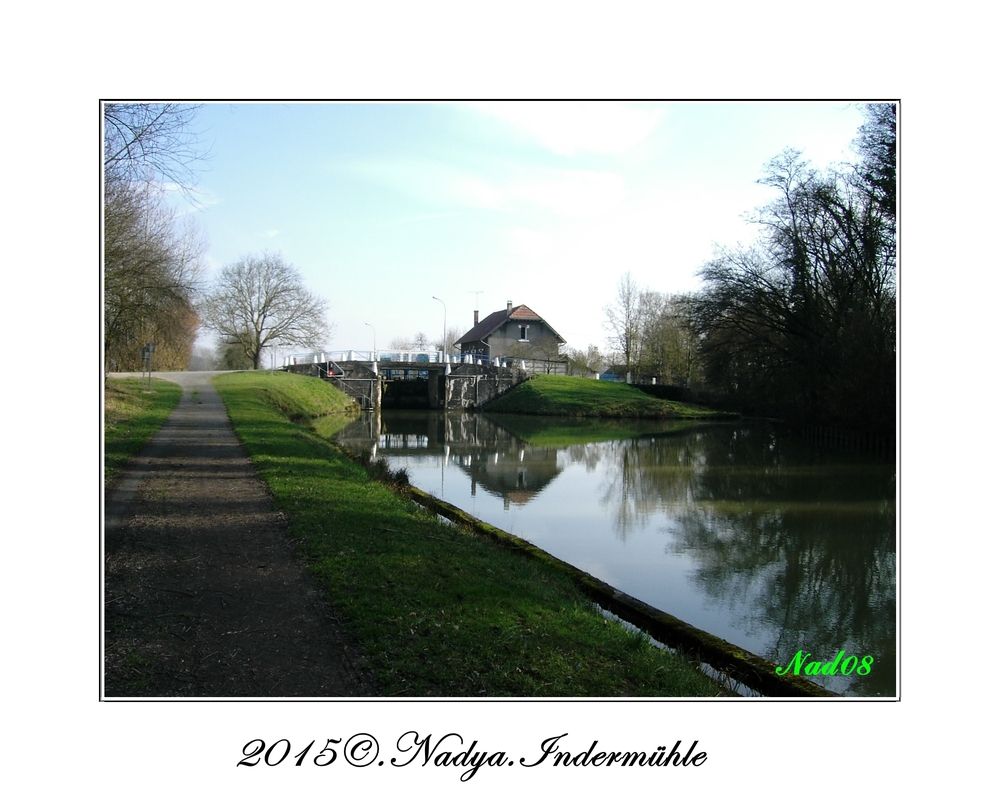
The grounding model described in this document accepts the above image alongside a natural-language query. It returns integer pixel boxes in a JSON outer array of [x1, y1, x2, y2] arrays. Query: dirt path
[[103, 372, 378, 697]]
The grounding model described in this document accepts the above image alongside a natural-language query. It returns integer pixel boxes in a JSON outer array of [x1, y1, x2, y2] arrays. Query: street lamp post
[[432, 296, 447, 363], [364, 322, 379, 411]]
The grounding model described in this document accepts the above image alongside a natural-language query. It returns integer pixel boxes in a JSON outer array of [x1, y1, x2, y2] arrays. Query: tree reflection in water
[[337, 414, 896, 696]]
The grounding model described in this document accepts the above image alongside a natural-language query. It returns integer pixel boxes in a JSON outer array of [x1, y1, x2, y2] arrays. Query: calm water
[[335, 412, 897, 696]]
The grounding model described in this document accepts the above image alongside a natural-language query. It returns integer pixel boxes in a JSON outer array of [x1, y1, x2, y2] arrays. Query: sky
[[176, 101, 869, 362]]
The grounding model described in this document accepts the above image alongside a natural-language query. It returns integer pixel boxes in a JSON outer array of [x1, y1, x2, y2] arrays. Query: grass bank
[[213, 371, 728, 697], [104, 378, 182, 487], [485, 374, 731, 418]]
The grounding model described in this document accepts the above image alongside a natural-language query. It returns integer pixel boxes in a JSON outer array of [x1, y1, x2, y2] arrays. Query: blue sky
[[180, 101, 869, 361]]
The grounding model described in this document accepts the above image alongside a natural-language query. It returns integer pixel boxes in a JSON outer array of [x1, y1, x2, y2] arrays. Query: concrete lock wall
[[286, 361, 527, 411], [443, 365, 527, 410]]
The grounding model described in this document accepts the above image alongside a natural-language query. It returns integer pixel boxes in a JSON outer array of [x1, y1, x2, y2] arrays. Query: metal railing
[[283, 349, 461, 367]]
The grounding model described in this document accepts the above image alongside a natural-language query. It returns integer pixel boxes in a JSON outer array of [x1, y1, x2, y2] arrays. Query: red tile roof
[[508, 304, 543, 321], [455, 304, 564, 345]]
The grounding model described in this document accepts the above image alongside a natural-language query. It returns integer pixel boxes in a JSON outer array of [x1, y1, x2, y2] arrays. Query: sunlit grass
[[103, 378, 183, 487], [486, 374, 727, 419], [213, 370, 728, 697]]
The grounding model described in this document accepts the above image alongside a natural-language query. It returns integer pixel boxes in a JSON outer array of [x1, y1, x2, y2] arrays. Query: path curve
[[104, 371, 378, 697]]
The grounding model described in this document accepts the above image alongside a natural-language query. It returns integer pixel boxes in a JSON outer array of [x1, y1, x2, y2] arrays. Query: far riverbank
[[482, 374, 737, 419]]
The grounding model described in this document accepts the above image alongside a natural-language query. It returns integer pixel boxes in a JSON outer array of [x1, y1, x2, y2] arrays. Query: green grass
[[104, 378, 183, 487], [485, 374, 727, 418], [214, 371, 727, 697], [231, 369, 359, 421], [487, 414, 712, 447]]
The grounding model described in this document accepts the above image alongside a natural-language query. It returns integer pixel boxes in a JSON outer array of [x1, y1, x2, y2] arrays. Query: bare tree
[[605, 272, 681, 379], [103, 102, 208, 196], [103, 102, 209, 372], [201, 252, 331, 369], [104, 179, 205, 371], [434, 326, 464, 356], [603, 272, 643, 374], [639, 294, 702, 386], [565, 345, 604, 376], [507, 337, 564, 372]]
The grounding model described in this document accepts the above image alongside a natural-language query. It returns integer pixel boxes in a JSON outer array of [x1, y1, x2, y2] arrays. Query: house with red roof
[[454, 301, 566, 370]]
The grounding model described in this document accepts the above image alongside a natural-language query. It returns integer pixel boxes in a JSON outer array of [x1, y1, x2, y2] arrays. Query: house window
[[519, 325, 529, 341]]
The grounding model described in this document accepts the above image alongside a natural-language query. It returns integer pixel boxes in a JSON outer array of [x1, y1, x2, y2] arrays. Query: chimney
[[474, 309, 479, 325], [507, 300, 513, 314]]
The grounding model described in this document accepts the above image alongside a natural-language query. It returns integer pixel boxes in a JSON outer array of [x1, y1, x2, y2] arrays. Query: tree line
[[604, 104, 896, 435], [103, 104, 206, 371], [103, 103, 330, 372], [602, 274, 701, 386]]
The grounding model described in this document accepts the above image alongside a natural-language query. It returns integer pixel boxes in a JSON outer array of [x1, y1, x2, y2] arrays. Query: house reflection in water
[[458, 445, 560, 510], [338, 411, 562, 509]]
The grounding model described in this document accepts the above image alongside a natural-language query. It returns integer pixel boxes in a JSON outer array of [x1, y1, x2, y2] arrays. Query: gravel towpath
[[103, 372, 378, 697]]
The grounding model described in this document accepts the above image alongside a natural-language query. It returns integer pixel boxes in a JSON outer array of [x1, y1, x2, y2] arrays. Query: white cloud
[[471, 101, 663, 156], [383, 212, 467, 227], [342, 158, 504, 211], [507, 227, 556, 260], [510, 169, 626, 217], [345, 157, 625, 219]]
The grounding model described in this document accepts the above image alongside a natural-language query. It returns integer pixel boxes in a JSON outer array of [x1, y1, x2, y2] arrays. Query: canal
[[335, 411, 897, 696]]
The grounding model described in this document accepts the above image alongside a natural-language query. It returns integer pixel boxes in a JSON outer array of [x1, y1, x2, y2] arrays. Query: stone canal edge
[[409, 488, 836, 698]]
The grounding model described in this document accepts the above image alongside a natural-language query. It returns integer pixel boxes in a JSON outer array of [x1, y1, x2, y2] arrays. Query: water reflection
[[334, 412, 896, 696]]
